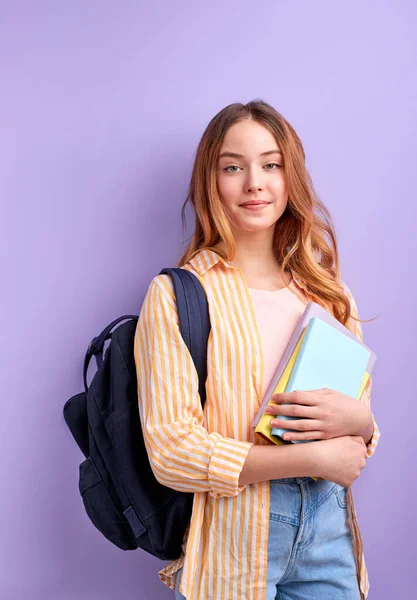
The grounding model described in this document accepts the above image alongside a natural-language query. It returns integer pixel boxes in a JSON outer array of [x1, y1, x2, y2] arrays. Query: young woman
[[134, 100, 380, 600]]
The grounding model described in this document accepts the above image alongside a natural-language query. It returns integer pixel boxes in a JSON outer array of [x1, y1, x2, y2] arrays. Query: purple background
[[1, 1, 415, 598]]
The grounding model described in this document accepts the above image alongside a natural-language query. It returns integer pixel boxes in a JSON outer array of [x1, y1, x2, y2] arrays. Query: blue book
[[271, 316, 371, 444]]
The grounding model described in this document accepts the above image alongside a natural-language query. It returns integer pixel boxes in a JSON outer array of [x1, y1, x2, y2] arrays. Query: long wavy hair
[[177, 99, 374, 328]]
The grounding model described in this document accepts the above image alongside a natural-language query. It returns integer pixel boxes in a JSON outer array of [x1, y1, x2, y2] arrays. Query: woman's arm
[[359, 404, 374, 446], [134, 276, 253, 499], [344, 284, 381, 458], [238, 443, 315, 487]]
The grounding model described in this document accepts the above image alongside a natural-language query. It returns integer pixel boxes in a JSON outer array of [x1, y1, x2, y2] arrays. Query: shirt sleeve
[[343, 283, 381, 458], [133, 274, 254, 498]]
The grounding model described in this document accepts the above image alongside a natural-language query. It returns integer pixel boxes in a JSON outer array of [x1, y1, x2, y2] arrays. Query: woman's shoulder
[[148, 263, 206, 313]]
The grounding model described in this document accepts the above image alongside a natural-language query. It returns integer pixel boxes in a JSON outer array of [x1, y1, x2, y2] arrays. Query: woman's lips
[[240, 202, 270, 211]]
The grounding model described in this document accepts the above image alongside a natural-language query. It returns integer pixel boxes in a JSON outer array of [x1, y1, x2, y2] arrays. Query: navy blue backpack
[[63, 268, 211, 560]]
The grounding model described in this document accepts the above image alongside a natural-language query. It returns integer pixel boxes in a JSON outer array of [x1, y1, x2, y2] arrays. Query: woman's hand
[[264, 388, 371, 442], [309, 435, 368, 486]]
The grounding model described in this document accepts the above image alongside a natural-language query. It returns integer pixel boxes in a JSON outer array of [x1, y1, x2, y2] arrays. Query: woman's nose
[[246, 168, 264, 192]]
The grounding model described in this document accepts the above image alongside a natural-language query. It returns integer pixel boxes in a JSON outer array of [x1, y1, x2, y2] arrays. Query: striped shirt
[[134, 248, 380, 600]]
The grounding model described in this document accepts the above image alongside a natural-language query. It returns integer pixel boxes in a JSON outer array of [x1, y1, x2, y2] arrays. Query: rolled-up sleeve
[[133, 275, 253, 498], [344, 283, 381, 458]]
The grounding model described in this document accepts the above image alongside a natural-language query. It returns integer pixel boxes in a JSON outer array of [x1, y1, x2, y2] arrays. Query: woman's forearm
[[238, 442, 315, 487], [361, 412, 374, 446]]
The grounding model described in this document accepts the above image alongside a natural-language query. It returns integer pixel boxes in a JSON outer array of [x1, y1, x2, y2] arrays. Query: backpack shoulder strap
[[83, 269, 211, 407], [159, 268, 211, 406]]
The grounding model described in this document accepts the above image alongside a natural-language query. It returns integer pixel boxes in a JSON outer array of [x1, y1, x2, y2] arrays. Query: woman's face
[[216, 119, 288, 235]]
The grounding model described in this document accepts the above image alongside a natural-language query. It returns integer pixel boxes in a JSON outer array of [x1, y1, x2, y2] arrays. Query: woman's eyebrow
[[218, 150, 282, 159]]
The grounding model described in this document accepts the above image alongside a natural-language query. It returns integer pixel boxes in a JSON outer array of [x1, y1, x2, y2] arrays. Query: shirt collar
[[188, 247, 231, 275], [187, 247, 307, 290]]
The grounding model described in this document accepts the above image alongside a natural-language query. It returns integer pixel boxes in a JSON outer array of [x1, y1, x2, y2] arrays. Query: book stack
[[252, 302, 376, 451]]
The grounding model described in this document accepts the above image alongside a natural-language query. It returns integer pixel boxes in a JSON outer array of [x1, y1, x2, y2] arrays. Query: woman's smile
[[240, 202, 271, 211]]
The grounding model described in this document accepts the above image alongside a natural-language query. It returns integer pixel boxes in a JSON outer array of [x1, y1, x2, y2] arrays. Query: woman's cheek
[[218, 177, 239, 200]]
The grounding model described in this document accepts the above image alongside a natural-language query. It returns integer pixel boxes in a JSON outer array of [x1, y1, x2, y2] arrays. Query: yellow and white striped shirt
[[134, 247, 380, 600]]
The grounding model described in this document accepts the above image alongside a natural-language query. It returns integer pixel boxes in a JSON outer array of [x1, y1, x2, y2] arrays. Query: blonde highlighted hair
[[178, 99, 375, 328]]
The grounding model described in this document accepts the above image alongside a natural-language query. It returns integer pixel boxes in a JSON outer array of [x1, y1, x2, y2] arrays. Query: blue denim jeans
[[175, 476, 361, 599]]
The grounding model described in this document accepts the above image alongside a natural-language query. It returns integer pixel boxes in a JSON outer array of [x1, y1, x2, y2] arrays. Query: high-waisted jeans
[[175, 476, 361, 599]]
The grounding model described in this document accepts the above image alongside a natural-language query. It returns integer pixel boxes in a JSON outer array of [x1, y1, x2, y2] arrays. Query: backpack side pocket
[[78, 456, 135, 550]]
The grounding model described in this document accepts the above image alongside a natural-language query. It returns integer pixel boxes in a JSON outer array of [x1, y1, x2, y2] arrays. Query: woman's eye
[[223, 163, 281, 173], [265, 163, 281, 170]]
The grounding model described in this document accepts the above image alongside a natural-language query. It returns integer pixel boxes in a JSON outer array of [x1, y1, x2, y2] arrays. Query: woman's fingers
[[282, 430, 325, 441], [269, 418, 321, 432], [266, 403, 316, 418]]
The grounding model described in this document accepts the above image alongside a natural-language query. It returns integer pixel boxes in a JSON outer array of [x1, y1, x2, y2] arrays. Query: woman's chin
[[233, 220, 277, 234]]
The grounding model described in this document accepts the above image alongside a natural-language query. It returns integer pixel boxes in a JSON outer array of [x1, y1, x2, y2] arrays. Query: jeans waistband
[[269, 476, 311, 484]]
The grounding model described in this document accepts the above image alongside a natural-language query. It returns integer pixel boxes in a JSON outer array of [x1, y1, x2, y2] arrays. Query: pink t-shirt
[[248, 279, 309, 400]]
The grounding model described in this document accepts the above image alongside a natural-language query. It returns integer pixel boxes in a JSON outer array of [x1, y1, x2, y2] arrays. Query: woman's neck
[[213, 241, 292, 290]]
